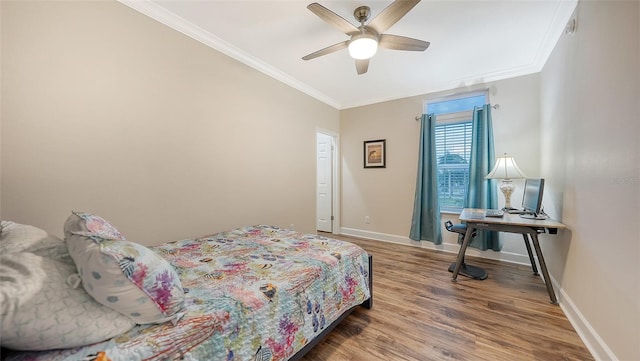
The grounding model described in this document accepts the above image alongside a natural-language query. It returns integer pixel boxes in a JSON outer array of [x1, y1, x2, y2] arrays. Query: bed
[[0, 213, 372, 361]]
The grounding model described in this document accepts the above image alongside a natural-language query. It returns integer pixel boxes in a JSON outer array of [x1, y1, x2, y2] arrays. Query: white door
[[316, 132, 333, 232]]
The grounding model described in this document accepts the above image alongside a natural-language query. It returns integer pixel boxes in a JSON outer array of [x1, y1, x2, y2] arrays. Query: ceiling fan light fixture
[[348, 33, 378, 60], [303, 1, 428, 73]]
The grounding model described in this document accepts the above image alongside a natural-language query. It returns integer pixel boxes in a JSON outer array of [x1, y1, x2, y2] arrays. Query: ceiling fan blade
[[307, 3, 360, 36], [379, 34, 430, 51], [355, 59, 369, 75], [368, 0, 421, 35], [302, 40, 349, 60]]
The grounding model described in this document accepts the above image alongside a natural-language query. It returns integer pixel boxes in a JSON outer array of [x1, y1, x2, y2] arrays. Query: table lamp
[[485, 153, 527, 210]]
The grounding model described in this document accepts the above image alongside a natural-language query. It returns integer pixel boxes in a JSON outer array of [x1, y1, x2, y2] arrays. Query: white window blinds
[[435, 121, 472, 211]]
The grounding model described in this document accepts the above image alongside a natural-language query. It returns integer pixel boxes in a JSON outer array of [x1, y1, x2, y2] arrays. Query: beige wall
[[340, 73, 542, 262], [540, 1, 639, 360], [1, 1, 339, 243]]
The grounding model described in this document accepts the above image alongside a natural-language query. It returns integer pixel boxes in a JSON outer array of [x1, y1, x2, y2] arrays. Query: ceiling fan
[[302, 0, 430, 75]]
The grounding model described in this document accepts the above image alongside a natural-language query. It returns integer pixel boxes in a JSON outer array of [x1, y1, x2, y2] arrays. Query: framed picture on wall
[[364, 139, 386, 168]]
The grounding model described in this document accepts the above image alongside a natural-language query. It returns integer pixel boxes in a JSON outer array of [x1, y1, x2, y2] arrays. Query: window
[[426, 93, 486, 212]]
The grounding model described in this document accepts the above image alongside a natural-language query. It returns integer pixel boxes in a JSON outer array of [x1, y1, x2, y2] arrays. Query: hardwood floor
[[302, 233, 593, 361]]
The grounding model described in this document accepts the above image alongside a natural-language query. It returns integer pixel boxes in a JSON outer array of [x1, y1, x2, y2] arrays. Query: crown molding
[[341, 0, 577, 109], [340, 63, 541, 110], [118, 0, 576, 111], [117, 0, 341, 109], [531, 0, 579, 72]]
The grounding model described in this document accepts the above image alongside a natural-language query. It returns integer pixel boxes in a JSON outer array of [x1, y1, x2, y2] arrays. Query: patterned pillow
[[63, 211, 125, 241], [0, 252, 135, 350], [64, 212, 185, 324]]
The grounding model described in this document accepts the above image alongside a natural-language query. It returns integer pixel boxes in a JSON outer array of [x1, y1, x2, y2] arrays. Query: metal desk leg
[[522, 234, 539, 275], [451, 227, 474, 281], [530, 233, 558, 304]]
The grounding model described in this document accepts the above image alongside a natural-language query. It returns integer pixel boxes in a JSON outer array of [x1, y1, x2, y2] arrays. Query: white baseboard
[[339, 226, 615, 361], [340, 227, 532, 265], [552, 277, 618, 361]]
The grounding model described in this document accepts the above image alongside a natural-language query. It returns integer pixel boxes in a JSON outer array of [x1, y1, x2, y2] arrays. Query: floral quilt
[[5, 225, 371, 361]]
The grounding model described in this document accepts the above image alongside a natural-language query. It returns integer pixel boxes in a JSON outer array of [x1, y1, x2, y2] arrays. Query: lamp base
[[499, 179, 515, 209]]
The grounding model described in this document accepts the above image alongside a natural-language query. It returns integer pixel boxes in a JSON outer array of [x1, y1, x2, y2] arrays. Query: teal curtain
[[410, 114, 442, 244], [465, 104, 500, 251]]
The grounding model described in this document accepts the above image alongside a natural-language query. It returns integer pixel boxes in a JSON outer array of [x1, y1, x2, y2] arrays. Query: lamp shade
[[348, 33, 378, 60], [485, 154, 527, 180]]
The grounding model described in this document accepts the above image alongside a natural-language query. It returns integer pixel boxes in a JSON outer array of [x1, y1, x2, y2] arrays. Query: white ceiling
[[120, 0, 577, 110]]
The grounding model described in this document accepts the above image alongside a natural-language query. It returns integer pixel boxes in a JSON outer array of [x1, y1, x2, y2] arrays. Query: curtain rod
[[414, 104, 500, 121]]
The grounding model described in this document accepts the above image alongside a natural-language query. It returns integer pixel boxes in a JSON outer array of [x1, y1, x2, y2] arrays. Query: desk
[[451, 208, 566, 304]]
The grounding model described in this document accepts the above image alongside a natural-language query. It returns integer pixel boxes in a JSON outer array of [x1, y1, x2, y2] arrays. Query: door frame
[[316, 128, 340, 234]]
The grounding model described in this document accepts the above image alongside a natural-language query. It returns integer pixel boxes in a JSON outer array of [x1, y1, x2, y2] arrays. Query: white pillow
[[64, 212, 185, 324], [0, 221, 68, 260], [0, 252, 135, 351]]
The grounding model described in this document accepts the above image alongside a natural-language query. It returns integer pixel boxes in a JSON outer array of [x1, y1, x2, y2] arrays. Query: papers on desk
[[466, 209, 486, 219]]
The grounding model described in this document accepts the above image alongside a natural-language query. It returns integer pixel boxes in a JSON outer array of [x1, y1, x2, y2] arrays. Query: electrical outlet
[[364, 216, 370, 224]]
